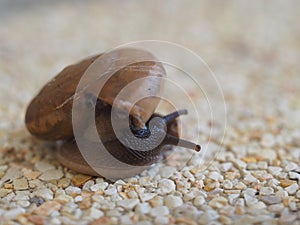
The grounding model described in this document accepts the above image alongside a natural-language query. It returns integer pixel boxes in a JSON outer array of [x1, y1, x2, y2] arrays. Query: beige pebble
[[235, 182, 247, 190], [35, 161, 55, 172], [33, 201, 61, 216], [34, 188, 53, 201], [57, 178, 71, 188], [208, 196, 228, 209], [23, 171, 41, 180], [149, 196, 163, 207], [72, 174, 92, 187], [39, 169, 63, 181], [280, 179, 297, 188], [175, 217, 197, 225]]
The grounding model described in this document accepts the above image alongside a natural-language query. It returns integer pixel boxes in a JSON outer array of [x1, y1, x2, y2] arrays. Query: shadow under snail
[[25, 48, 201, 179]]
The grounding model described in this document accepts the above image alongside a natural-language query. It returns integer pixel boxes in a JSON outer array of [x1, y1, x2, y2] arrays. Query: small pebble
[[207, 171, 221, 181], [261, 133, 275, 147], [13, 178, 28, 190], [220, 162, 233, 172], [193, 196, 205, 207], [159, 166, 176, 178], [154, 216, 169, 225], [3, 208, 26, 219], [244, 173, 257, 183], [33, 201, 61, 216], [284, 162, 298, 171], [35, 161, 55, 172], [72, 174, 92, 187], [164, 195, 183, 209], [285, 183, 299, 195], [244, 194, 258, 206], [87, 208, 104, 219], [135, 202, 151, 214], [150, 206, 169, 217], [34, 188, 53, 201], [158, 179, 175, 194], [139, 192, 157, 202], [65, 186, 81, 195], [268, 167, 283, 176], [259, 195, 281, 204], [208, 196, 228, 209], [259, 187, 274, 196], [39, 169, 63, 181], [198, 210, 219, 224], [117, 199, 139, 210]]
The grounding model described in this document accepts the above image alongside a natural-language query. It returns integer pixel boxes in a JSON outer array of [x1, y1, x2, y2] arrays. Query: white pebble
[[296, 190, 300, 198], [268, 167, 283, 176], [244, 194, 258, 206], [74, 196, 83, 202], [117, 199, 139, 210], [135, 202, 151, 214], [34, 188, 53, 201], [154, 216, 169, 225], [193, 196, 205, 207], [261, 133, 275, 147], [159, 167, 176, 178], [275, 190, 288, 198], [104, 185, 117, 195], [150, 206, 169, 217], [220, 162, 232, 172], [164, 195, 183, 209], [244, 174, 257, 183], [284, 162, 298, 171], [257, 161, 268, 170], [82, 180, 95, 191], [223, 180, 233, 189], [139, 192, 157, 202], [158, 179, 175, 194], [198, 210, 219, 224], [65, 186, 81, 195], [259, 187, 274, 195], [35, 161, 55, 172], [285, 183, 299, 195], [88, 208, 104, 219], [208, 171, 221, 181], [289, 171, 300, 180], [3, 208, 25, 219]]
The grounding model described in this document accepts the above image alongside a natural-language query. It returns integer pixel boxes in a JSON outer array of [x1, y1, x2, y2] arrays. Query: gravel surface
[[0, 1, 300, 225]]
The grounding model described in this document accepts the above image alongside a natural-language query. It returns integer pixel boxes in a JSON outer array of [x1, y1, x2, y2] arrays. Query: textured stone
[[33, 201, 61, 216]]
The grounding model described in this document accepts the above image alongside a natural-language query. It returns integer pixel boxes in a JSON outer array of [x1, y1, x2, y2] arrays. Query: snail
[[25, 48, 200, 179]]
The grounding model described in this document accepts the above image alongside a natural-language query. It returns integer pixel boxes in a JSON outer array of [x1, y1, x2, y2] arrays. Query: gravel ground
[[0, 1, 300, 225]]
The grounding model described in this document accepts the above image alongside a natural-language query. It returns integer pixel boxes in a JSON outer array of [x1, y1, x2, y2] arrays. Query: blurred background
[[0, 0, 300, 133]]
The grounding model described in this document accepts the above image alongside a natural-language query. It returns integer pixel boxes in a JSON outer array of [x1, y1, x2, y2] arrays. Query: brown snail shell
[[25, 48, 165, 140]]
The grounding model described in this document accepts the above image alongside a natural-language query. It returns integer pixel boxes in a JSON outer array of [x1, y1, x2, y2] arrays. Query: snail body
[[25, 48, 200, 179]]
